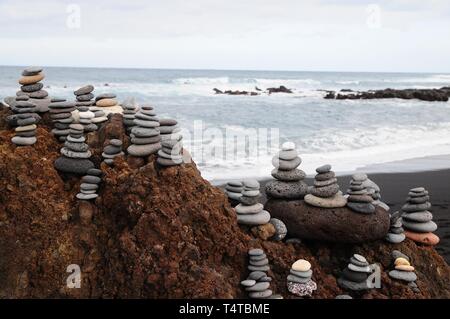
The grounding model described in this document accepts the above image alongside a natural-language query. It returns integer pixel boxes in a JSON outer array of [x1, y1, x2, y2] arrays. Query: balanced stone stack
[[236, 180, 271, 226], [49, 100, 75, 142], [11, 114, 37, 146], [345, 173, 376, 214], [157, 137, 184, 166], [95, 93, 119, 108], [287, 259, 317, 297], [304, 164, 347, 208], [5, 96, 41, 127], [348, 173, 389, 211], [388, 255, 418, 291], [225, 181, 243, 206], [54, 124, 94, 175], [402, 187, 439, 246], [90, 107, 108, 126], [74, 85, 95, 108], [265, 142, 308, 199], [159, 118, 181, 141], [76, 169, 102, 200], [102, 139, 124, 165], [17, 67, 49, 111], [74, 85, 97, 132], [338, 254, 372, 291], [385, 211, 406, 244], [127, 105, 161, 157], [240, 249, 278, 299], [121, 98, 138, 133]]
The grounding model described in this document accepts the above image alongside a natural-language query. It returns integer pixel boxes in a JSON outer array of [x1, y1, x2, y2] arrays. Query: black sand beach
[[226, 169, 450, 264]]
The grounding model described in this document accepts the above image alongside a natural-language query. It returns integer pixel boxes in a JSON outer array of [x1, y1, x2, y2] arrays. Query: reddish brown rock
[[251, 223, 276, 240], [265, 199, 390, 243]]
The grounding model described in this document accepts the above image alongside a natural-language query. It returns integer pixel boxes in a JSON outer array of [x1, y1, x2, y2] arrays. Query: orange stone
[[96, 98, 117, 107], [19, 72, 44, 85], [395, 265, 415, 272], [405, 230, 440, 246]]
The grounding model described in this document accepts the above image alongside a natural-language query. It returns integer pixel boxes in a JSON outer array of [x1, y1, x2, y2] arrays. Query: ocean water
[[1, 66, 450, 181]]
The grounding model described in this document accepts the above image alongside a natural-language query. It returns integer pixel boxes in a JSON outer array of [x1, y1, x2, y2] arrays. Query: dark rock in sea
[[267, 85, 293, 94], [265, 199, 390, 243]]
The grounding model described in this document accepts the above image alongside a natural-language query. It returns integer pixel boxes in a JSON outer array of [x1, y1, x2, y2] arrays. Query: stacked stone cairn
[[240, 249, 281, 299], [304, 164, 347, 208], [338, 254, 372, 291], [5, 95, 41, 127], [77, 168, 102, 200], [89, 106, 108, 126], [265, 142, 308, 199], [49, 100, 75, 142], [11, 111, 38, 146], [102, 139, 124, 165], [54, 124, 94, 175], [157, 137, 184, 167], [95, 93, 119, 109], [388, 253, 419, 292], [159, 118, 181, 141], [127, 105, 162, 157], [74, 85, 97, 132], [287, 259, 317, 297], [345, 173, 376, 214], [225, 181, 243, 206], [17, 67, 49, 111], [235, 180, 271, 226], [385, 210, 406, 244], [366, 177, 389, 211], [121, 98, 138, 133], [402, 187, 439, 246]]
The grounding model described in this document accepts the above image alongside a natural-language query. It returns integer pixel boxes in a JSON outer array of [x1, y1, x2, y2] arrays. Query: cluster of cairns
[[304, 164, 347, 208], [345, 173, 376, 214], [102, 139, 124, 165], [157, 137, 184, 167], [235, 180, 270, 226], [388, 251, 419, 292], [49, 99, 75, 142], [127, 105, 162, 157], [338, 254, 372, 291], [240, 249, 281, 299], [74, 85, 97, 132], [17, 66, 49, 111], [54, 124, 94, 174], [287, 259, 317, 297], [159, 118, 180, 141], [225, 181, 243, 206], [402, 187, 439, 246], [121, 98, 138, 133], [385, 211, 406, 244], [265, 142, 308, 199], [77, 169, 102, 200]]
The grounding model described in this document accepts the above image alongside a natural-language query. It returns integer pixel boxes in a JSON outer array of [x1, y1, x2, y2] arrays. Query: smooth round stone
[[281, 141, 295, 151], [160, 132, 182, 141], [157, 149, 182, 161], [395, 265, 415, 272], [50, 101, 76, 108], [52, 113, 72, 120], [127, 143, 161, 157], [249, 258, 269, 266], [159, 126, 180, 134], [16, 101, 35, 108], [353, 254, 367, 264], [54, 157, 94, 175], [243, 180, 260, 189], [315, 171, 335, 181], [242, 190, 260, 197], [79, 111, 95, 119], [316, 164, 331, 174], [74, 85, 94, 96], [140, 110, 157, 116], [17, 117, 37, 126], [259, 276, 272, 282], [250, 253, 267, 261], [314, 178, 337, 188], [402, 202, 431, 212], [87, 168, 102, 176], [156, 157, 183, 166], [80, 189, 97, 195], [15, 131, 36, 137], [102, 152, 123, 159], [407, 196, 430, 204], [347, 202, 376, 214], [240, 195, 261, 205], [225, 185, 243, 193], [91, 117, 108, 123], [411, 187, 425, 193], [403, 211, 433, 223], [265, 180, 308, 199], [310, 183, 339, 198], [235, 203, 263, 214], [337, 278, 369, 291], [404, 231, 440, 246], [240, 280, 256, 287], [21, 82, 43, 92], [22, 66, 43, 76], [402, 220, 437, 233], [292, 259, 311, 272], [237, 211, 270, 226], [277, 149, 299, 161], [386, 233, 406, 244], [269, 218, 287, 241], [248, 248, 264, 256], [287, 275, 310, 284], [304, 193, 347, 208], [408, 191, 428, 198], [11, 136, 36, 146], [248, 264, 270, 272], [349, 184, 365, 192], [248, 271, 266, 280], [350, 257, 369, 267], [69, 123, 83, 131], [341, 268, 368, 283], [82, 175, 101, 184], [131, 136, 161, 145], [391, 226, 404, 234], [135, 113, 159, 121], [76, 193, 98, 200], [51, 97, 66, 102], [272, 156, 301, 171], [95, 93, 116, 101], [15, 124, 37, 132], [388, 270, 417, 283], [159, 118, 178, 126], [65, 142, 89, 152], [108, 139, 122, 147], [19, 73, 44, 85], [61, 148, 92, 159], [227, 193, 242, 200], [80, 183, 98, 191], [271, 168, 305, 181], [228, 181, 243, 187], [348, 194, 374, 203], [352, 173, 368, 182], [104, 145, 122, 155], [29, 90, 48, 99], [51, 129, 70, 136], [95, 98, 117, 107], [134, 119, 160, 128], [290, 269, 312, 278], [348, 263, 371, 273], [249, 290, 272, 299]]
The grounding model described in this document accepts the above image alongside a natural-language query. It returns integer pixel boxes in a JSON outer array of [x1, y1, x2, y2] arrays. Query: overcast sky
[[1, 0, 450, 72]]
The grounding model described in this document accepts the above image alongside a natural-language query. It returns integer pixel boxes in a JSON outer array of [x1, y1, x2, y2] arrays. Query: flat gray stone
[[74, 85, 94, 96], [245, 282, 270, 292], [402, 220, 437, 233], [235, 203, 263, 214], [127, 143, 161, 157], [287, 275, 310, 284], [386, 233, 406, 244], [290, 269, 312, 278], [248, 271, 266, 280], [402, 202, 431, 213], [248, 290, 272, 299], [347, 202, 376, 214], [271, 168, 305, 181], [82, 175, 101, 184], [388, 270, 417, 283], [272, 156, 301, 171], [403, 211, 433, 223], [11, 136, 36, 146], [240, 280, 256, 287], [316, 164, 331, 174]]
